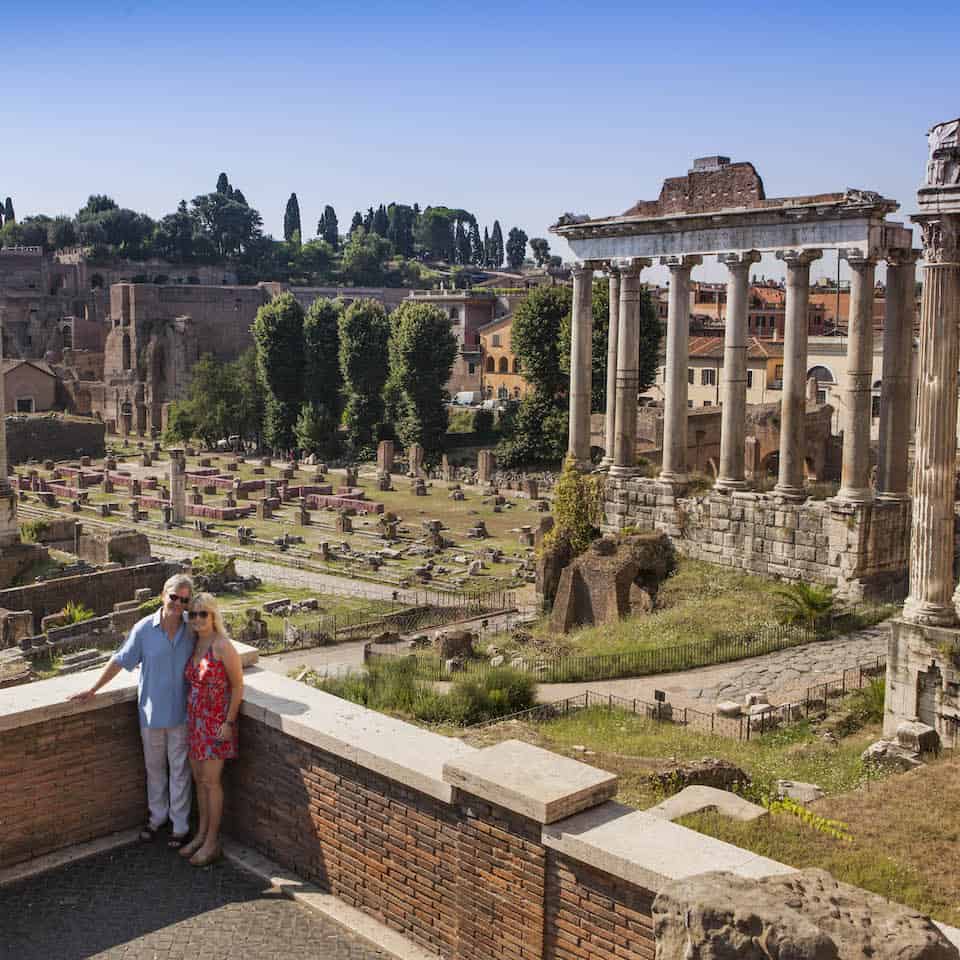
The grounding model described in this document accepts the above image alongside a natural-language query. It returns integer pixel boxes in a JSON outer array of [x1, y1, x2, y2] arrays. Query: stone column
[[903, 217, 960, 626], [567, 262, 594, 469], [600, 266, 621, 468], [716, 251, 760, 491], [836, 250, 877, 502], [610, 259, 651, 477], [659, 255, 702, 485], [877, 251, 919, 501], [774, 249, 822, 500], [169, 448, 186, 524]]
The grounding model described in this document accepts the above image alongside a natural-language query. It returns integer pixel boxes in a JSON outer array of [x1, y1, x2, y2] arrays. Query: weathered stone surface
[[647, 786, 767, 823], [776, 779, 825, 804], [653, 868, 957, 960], [435, 629, 475, 661], [897, 720, 940, 755], [862, 739, 923, 771], [650, 758, 750, 794], [550, 532, 675, 632]]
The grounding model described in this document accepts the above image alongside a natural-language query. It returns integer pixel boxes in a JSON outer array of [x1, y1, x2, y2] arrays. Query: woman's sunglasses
[[188, 611, 210, 620]]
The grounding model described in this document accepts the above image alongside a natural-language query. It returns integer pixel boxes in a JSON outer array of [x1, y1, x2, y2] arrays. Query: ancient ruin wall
[[604, 478, 910, 598], [6, 416, 106, 464]]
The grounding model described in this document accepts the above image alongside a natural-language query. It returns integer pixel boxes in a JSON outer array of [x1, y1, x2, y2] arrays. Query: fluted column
[[610, 259, 651, 477], [567, 262, 595, 468], [716, 251, 760, 491], [877, 251, 919, 501], [600, 266, 621, 468], [903, 217, 960, 626], [659, 255, 701, 485], [836, 251, 877, 502], [774, 249, 822, 500]]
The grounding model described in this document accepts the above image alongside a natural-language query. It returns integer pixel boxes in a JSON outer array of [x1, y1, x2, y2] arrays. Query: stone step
[[60, 648, 102, 667], [58, 653, 110, 675]]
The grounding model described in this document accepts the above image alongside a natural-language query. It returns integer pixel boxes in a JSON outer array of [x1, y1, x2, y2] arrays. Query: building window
[[513, 386, 521, 399], [512, 358, 521, 374], [687, 368, 694, 385], [774, 364, 784, 381], [871, 395, 881, 419], [492, 334, 501, 347], [746, 370, 754, 389], [687, 400, 694, 408], [498, 357, 509, 374], [704, 400, 712, 407], [498, 385, 509, 400], [468, 362, 475, 375], [15, 397, 34, 413], [817, 390, 827, 405], [701, 369, 716, 386], [485, 357, 495, 373]]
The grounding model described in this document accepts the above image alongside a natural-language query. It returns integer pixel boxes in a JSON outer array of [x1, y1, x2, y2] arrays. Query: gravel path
[[535, 623, 890, 710]]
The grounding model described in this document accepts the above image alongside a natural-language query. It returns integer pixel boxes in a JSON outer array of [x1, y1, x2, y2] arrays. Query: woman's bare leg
[[180, 758, 206, 857], [192, 758, 224, 859]]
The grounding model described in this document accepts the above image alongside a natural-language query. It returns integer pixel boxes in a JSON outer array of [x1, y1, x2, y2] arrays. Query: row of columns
[[566, 249, 918, 504]]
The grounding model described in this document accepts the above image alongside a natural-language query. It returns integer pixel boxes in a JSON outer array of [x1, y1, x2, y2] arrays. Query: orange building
[[477, 314, 528, 401]]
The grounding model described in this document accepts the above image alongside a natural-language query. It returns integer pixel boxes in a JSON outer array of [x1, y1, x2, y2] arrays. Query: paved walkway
[[535, 623, 890, 710], [0, 842, 390, 960]]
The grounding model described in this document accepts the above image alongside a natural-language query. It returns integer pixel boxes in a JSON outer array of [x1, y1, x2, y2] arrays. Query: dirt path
[[535, 624, 889, 710]]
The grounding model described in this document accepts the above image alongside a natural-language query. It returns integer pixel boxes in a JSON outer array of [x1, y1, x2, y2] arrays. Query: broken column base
[[884, 618, 960, 746]]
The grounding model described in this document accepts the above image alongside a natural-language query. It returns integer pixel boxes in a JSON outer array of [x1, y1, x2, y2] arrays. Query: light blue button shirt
[[113, 610, 192, 729]]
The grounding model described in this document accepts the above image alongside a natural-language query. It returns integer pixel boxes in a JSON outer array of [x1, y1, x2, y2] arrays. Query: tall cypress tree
[[491, 221, 504, 269], [317, 205, 339, 248], [454, 221, 469, 265], [469, 221, 483, 264], [252, 293, 305, 452], [216, 173, 230, 195], [283, 192, 302, 244], [350, 211, 364, 235], [372, 203, 388, 236], [4, 198, 14, 225], [339, 298, 391, 450], [483, 227, 491, 267], [363, 207, 375, 232]]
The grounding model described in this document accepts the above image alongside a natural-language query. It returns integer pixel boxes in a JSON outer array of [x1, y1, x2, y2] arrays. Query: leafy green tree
[[233, 346, 265, 444], [47, 217, 76, 249], [283, 192, 302, 245], [155, 200, 196, 261], [339, 228, 394, 285], [363, 207, 375, 232], [506, 227, 528, 269], [317, 204, 339, 248], [191, 191, 263, 257], [339, 298, 391, 450], [372, 203, 389, 237], [349, 210, 363, 235], [456, 221, 471, 265], [416, 207, 454, 260], [469, 221, 483, 265], [559, 280, 662, 413], [3, 198, 14, 224], [252, 293, 305, 450], [529, 237, 550, 266], [388, 302, 458, 454], [547, 458, 605, 554], [76, 195, 117, 220], [290, 239, 334, 281], [232, 188, 247, 206], [496, 390, 568, 467], [386, 203, 416, 257], [774, 582, 836, 628], [491, 220, 504, 268], [299, 297, 344, 455]]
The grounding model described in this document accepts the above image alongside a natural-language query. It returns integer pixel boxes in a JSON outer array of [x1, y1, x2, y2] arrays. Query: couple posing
[[70, 573, 243, 866]]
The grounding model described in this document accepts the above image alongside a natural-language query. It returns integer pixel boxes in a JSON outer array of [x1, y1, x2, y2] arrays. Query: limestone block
[[776, 780, 825, 804], [896, 721, 940, 755]]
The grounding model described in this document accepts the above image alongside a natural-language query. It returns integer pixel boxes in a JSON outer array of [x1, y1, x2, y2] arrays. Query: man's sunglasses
[[168, 594, 191, 603], [188, 611, 210, 620]]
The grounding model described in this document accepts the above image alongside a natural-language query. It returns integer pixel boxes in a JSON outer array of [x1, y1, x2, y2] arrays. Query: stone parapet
[[603, 480, 909, 598]]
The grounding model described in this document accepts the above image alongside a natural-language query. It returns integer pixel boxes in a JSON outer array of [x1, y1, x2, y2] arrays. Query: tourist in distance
[[178, 592, 243, 867], [69, 573, 196, 849]]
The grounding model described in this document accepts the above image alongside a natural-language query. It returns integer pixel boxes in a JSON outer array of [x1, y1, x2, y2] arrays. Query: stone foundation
[[603, 478, 910, 599], [884, 619, 960, 747]]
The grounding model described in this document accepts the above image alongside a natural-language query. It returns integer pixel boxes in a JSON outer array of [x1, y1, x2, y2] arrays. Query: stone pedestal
[[169, 448, 187, 525], [774, 249, 822, 500], [377, 440, 394, 474]]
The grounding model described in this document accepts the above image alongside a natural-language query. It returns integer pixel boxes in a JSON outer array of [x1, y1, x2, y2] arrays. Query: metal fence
[[465, 655, 887, 742], [366, 604, 894, 684]]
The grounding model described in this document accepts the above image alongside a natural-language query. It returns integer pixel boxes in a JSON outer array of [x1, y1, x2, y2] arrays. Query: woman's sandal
[[179, 835, 206, 858], [139, 824, 160, 843], [189, 844, 222, 867], [167, 832, 191, 850]]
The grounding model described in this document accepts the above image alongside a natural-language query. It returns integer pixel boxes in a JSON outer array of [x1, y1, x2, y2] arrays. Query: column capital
[[718, 250, 761, 271], [569, 262, 595, 278], [884, 248, 922, 268], [660, 254, 703, 271], [777, 249, 823, 267], [838, 248, 877, 267], [913, 214, 960, 265], [615, 257, 652, 277]]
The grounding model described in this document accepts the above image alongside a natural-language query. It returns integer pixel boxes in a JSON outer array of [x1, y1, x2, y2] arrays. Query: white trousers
[[140, 724, 191, 835]]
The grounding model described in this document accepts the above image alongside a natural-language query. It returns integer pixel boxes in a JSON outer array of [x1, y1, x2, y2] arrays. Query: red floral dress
[[185, 645, 238, 761]]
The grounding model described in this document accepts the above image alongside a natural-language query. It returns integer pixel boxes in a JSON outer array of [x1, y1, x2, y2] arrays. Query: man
[[70, 572, 195, 847]]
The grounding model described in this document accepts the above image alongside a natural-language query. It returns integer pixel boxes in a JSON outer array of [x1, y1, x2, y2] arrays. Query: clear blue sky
[[6, 1, 959, 282]]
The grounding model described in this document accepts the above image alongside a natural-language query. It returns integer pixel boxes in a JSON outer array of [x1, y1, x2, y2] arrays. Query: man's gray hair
[[162, 572, 194, 597]]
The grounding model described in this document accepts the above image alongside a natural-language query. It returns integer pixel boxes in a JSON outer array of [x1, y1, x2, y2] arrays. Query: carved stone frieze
[[918, 216, 960, 265], [926, 118, 960, 187]]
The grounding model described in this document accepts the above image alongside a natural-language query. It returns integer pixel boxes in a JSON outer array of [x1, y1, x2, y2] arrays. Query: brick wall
[[224, 716, 659, 960], [0, 560, 173, 630], [7, 416, 106, 464], [604, 479, 910, 599], [0, 700, 144, 866]]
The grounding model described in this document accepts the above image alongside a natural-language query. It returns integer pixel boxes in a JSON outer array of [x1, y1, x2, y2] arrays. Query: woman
[[179, 593, 244, 866]]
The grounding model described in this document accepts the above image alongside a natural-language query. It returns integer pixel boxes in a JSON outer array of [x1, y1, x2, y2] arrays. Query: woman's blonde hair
[[189, 592, 229, 639]]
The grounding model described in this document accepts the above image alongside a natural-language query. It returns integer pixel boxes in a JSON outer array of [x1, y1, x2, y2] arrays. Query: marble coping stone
[[442, 739, 618, 824], [238, 667, 476, 803], [646, 785, 767, 823], [542, 801, 794, 891], [0, 642, 259, 733]]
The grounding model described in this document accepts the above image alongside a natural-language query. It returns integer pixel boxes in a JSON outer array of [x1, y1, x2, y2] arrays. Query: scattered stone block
[[776, 779, 825, 804], [896, 720, 940, 755], [862, 739, 923, 771], [647, 786, 767, 823], [715, 700, 743, 718]]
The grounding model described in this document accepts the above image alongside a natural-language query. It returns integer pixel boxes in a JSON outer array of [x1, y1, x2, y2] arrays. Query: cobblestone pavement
[[0, 842, 391, 960], [536, 623, 890, 710]]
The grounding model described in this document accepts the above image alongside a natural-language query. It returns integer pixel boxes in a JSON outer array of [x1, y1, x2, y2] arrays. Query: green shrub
[[20, 519, 49, 543], [774, 582, 836, 627], [137, 596, 163, 615], [447, 408, 474, 434], [61, 601, 95, 624], [472, 408, 494, 438], [545, 457, 604, 555], [443, 668, 537, 725], [191, 551, 231, 578]]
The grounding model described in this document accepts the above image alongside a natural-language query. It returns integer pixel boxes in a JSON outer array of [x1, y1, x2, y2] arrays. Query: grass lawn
[[462, 700, 960, 926]]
